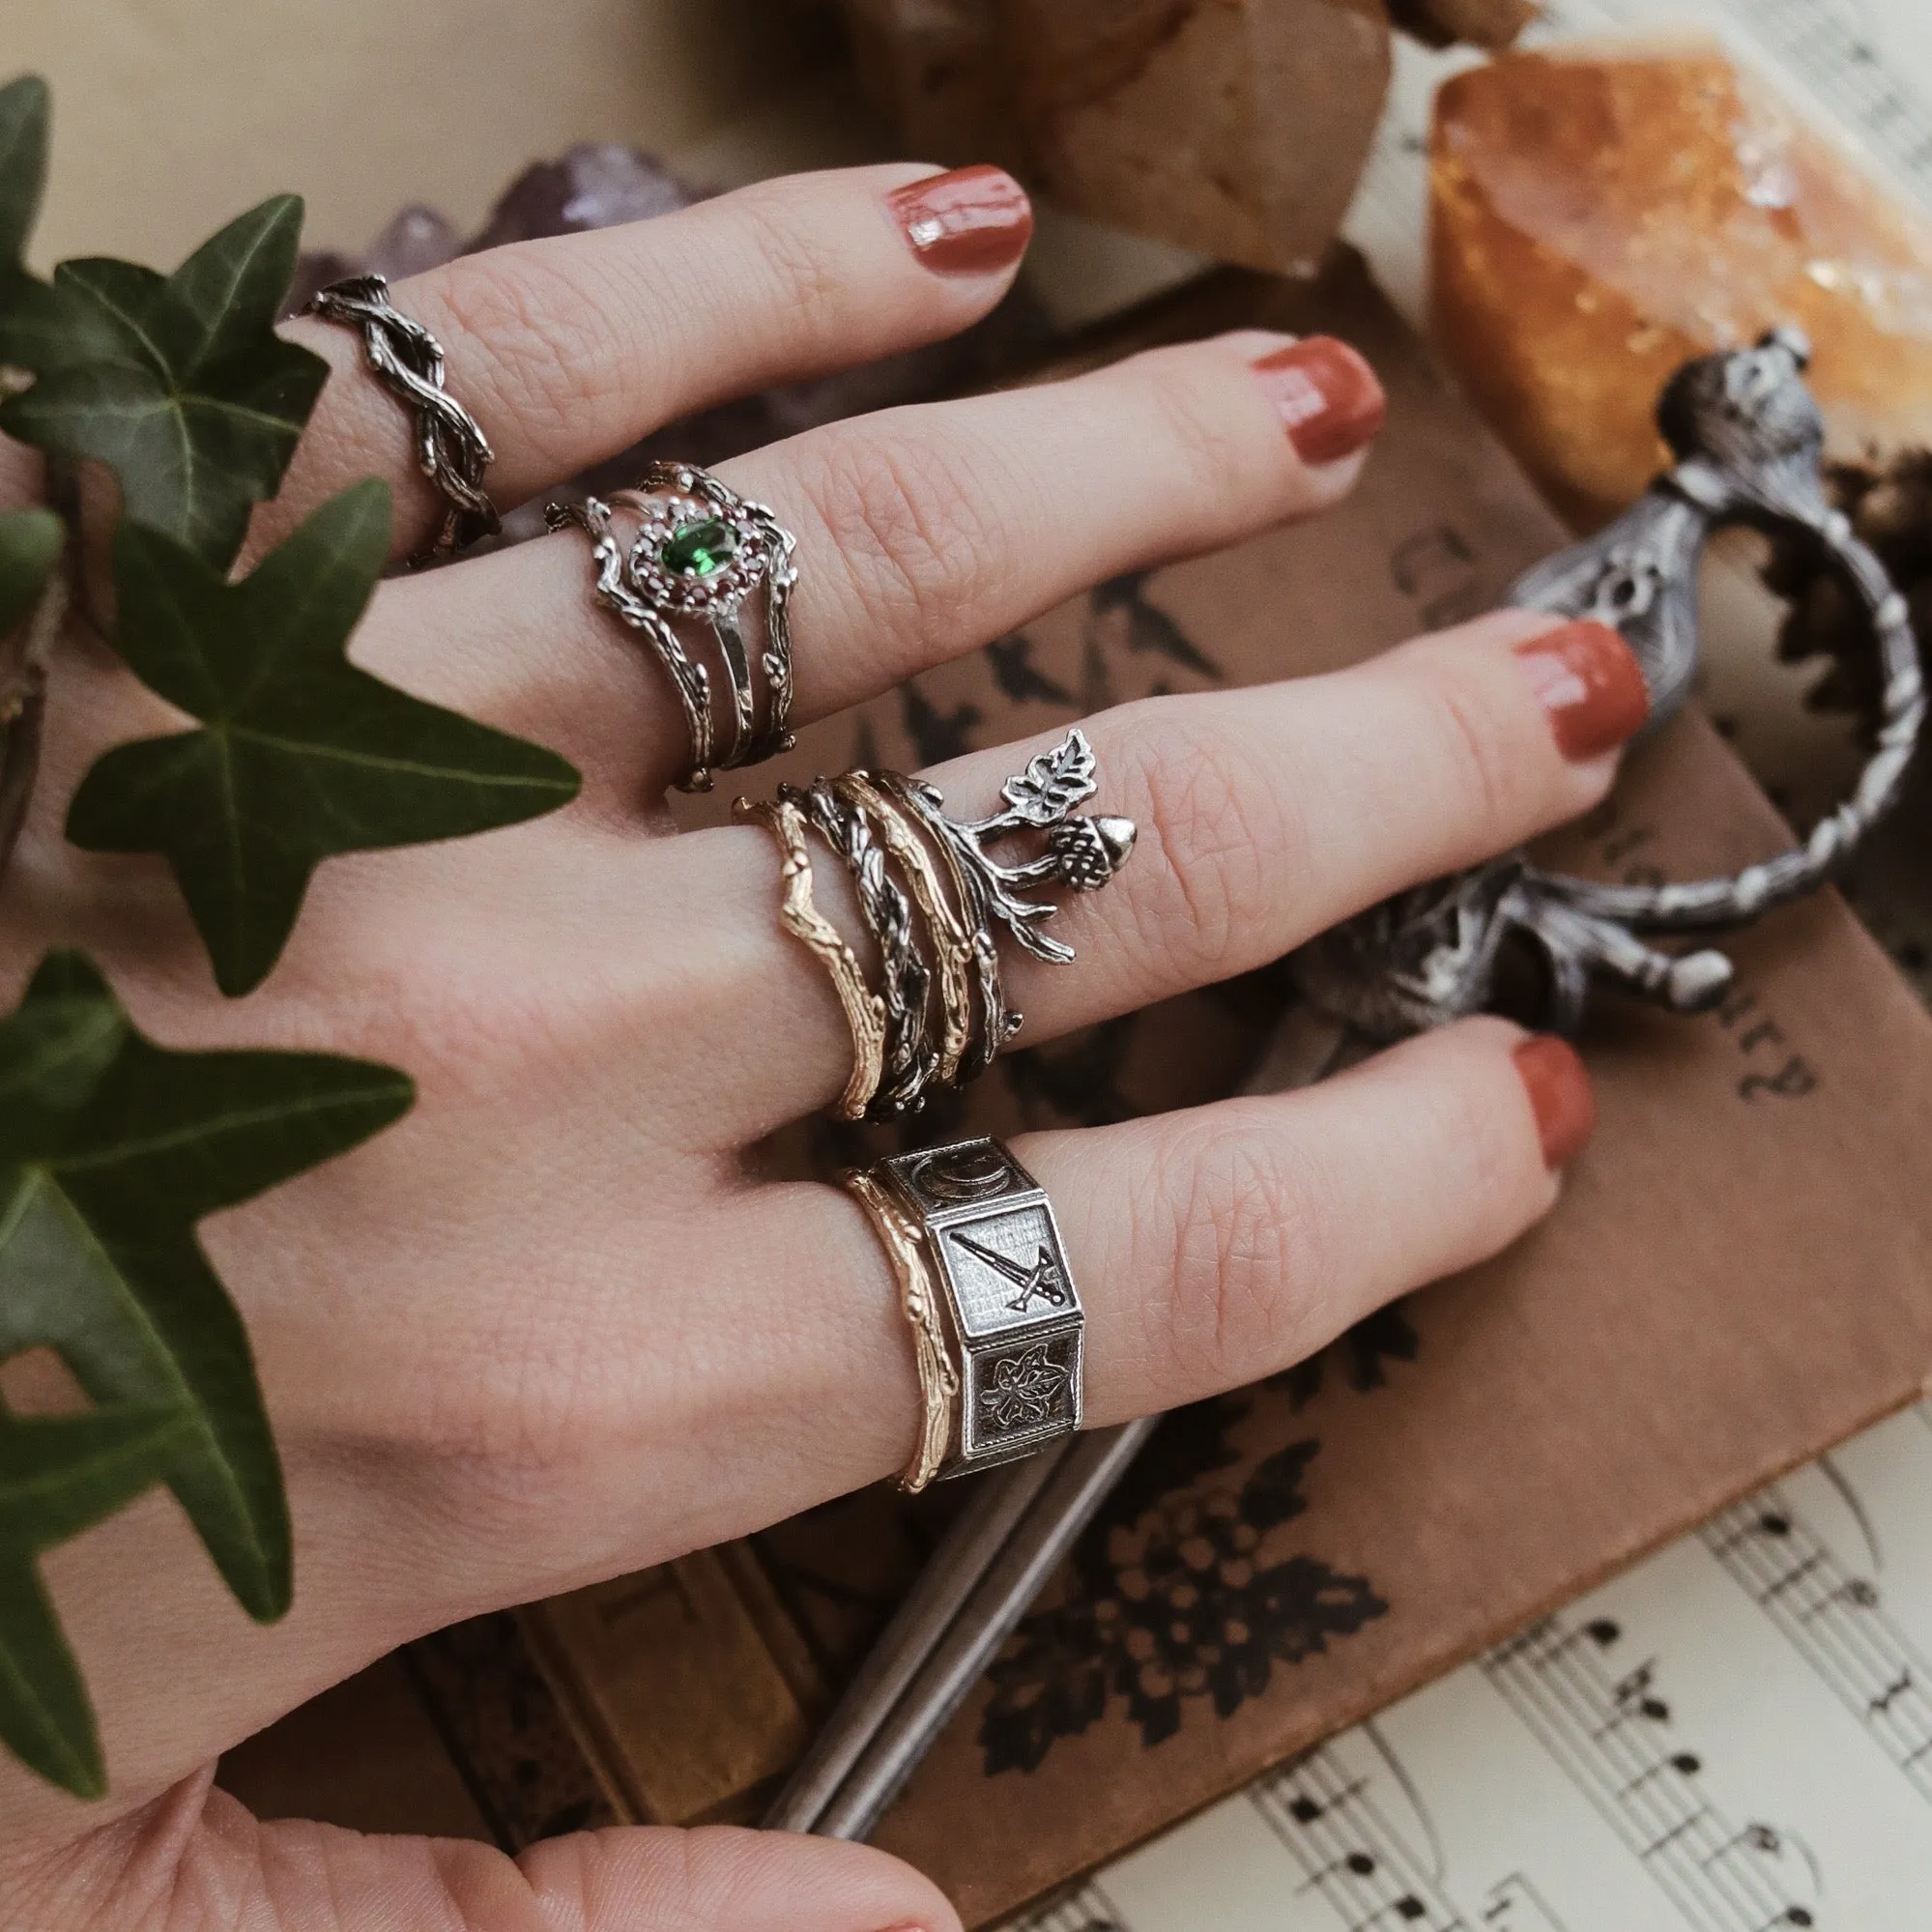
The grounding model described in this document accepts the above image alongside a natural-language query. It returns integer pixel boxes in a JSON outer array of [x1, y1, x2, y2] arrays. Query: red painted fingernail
[[1514, 1035, 1596, 1170], [1514, 619, 1650, 762], [886, 164, 1032, 275], [1250, 336, 1387, 466]]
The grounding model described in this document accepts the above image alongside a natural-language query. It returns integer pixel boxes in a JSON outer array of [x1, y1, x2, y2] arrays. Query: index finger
[[256, 162, 1035, 560]]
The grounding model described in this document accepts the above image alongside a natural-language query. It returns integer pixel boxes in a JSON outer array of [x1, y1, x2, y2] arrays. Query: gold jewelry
[[876, 768, 1010, 1081], [842, 1167, 959, 1492], [734, 796, 886, 1119]]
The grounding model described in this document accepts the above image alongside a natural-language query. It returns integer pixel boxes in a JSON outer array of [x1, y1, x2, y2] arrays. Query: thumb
[[6, 1779, 965, 1932], [501, 1821, 963, 1932]]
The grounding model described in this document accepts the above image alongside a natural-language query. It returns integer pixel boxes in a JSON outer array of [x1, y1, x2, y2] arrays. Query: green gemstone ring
[[546, 461, 797, 793]]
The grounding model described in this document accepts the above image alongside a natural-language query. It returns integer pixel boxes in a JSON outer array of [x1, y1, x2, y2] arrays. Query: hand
[[0, 162, 1637, 1931]]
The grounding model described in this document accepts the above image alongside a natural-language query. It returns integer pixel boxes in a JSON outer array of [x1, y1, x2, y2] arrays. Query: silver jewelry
[[897, 727, 1137, 968], [788, 779, 937, 1119], [1295, 328, 1926, 1039], [859, 1137, 1084, 1484], [738, 730, 1136, 1121], [548, 462, 797, 792], [304, 274, 499, 564]]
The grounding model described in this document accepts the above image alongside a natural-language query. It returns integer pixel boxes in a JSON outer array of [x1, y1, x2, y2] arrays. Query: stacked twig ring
[[736, 729, 1136, 1121], [305, 274, 500, 565], [844, 1138, 1083, 1489], [547, 462, 797, 792]]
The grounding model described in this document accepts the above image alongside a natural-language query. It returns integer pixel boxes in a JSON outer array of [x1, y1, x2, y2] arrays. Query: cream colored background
[[14, 0, 844, 267]]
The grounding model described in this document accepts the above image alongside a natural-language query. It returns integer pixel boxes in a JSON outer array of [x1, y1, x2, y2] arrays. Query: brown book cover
[[223, 253, 1932, 1926]]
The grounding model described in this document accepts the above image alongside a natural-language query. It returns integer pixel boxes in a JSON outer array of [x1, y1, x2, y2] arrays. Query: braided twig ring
[[305, 274, 499, 565]]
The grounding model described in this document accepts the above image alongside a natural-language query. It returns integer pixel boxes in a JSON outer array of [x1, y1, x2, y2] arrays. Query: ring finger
[[353, 323, 1382, 801]]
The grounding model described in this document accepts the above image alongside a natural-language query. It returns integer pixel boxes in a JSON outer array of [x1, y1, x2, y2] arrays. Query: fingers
[[1034, 1020, 1586, 1422], [352, 328, 1382, 803], [258, 163, 1034, 560], [687, 608, 1642, 1141], [9, 1780, 961, 1932], [758, 1017, 1586, 1493]]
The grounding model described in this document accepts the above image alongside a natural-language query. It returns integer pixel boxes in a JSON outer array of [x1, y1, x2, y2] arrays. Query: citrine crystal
[[661, 517, 737, 578], [1430, 42, 1932, 528]]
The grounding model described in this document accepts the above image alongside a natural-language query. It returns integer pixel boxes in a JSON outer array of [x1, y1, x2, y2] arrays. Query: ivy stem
[[0, 553, 68, 886]]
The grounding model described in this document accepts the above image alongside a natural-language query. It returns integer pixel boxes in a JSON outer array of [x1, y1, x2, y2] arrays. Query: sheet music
[[1008, 1405, 1932, 1930], [1341, 0, 1932, 331]]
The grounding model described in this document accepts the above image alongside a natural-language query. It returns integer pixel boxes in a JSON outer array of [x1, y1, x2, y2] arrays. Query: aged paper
[[1024, 1405, 1932, 1931]]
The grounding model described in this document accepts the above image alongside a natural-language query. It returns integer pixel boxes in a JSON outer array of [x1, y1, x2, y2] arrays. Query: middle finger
[[352, 328, 1384, 804], [655, 607, 1646, 1144]]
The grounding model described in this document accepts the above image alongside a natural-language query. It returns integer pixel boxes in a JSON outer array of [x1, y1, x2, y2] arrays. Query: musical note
[[1483, 1613, 1818, 1930], [1250, 1743, 1467, 1931], [1703, 1487, 1932, 1802]]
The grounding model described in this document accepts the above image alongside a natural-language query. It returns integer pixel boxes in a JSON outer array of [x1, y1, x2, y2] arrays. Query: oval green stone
[[660, 516, 738, 578]]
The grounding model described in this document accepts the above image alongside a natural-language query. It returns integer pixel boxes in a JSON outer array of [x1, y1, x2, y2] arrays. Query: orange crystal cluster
[[1430, 41, 1932, 528]]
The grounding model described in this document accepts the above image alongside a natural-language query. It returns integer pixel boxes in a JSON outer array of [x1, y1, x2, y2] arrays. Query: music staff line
[[1251, 1740, 1468, 1932], [1483, 1615, 1817, 1932], [1016, 1879, 1133, 1932], [1702, 1489, 1932, 1802], [1752, 0, 1932, 192]]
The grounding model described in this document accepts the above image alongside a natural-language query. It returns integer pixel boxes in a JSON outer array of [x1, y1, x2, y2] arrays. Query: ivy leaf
[[0, 506, 58, 638], [67, 480, 582, 995], [0, 949, 414, 1793], [0, 1401, 190, 1797], [0, 194, 328, 566], [0, 75, 61, 370]]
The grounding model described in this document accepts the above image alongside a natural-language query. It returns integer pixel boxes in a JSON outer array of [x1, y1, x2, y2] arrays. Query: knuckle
[[431, 247, 626, 444], [724, 182, 857, 332], [1152, 1114, 1332, 1379], [1113, 703, 1285, 984], [800, 421, 1006, 651], [1433, 1046, 1526, 1208], [1125, 343, 1271, 507], [1407, 649, 1526, 836]]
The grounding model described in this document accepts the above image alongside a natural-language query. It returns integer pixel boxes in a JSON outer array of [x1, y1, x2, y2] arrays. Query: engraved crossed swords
[[951, 1230, 1071, 1313]]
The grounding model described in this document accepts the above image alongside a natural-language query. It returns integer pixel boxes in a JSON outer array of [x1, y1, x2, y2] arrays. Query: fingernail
[[1514, 1035, 1596, 1170], [1250, 336, 1387, 465], [1514, 619, 1650, 762], [887, 164, 1032, 275]]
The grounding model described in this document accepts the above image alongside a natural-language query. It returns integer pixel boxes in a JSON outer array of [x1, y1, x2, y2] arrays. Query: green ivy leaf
[[0, 194, 328, 566], [0, 76, 62, 370], [67, 480, 582, 995], [0, 506, 60, 636], [0, 951, 414, 1793], [0, 1401, 189, 1797]]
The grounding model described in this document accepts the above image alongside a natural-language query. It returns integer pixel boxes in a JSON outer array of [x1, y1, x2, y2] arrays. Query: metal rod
[[769, 1002, 1347, 1840], [812, 1416, 1159, 1840], [763, 1438, 1071, 1832]]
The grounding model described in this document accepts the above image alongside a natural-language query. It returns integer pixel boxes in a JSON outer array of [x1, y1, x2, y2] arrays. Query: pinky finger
[[1024, 1015, 1593, 1427]]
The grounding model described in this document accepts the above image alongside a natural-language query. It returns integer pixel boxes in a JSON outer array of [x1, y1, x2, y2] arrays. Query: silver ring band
[[304, 274, 499, 565], [548, 462, 797, 793], [849, 1137, 1084, 1488], [740, 730, 1137, 1121]]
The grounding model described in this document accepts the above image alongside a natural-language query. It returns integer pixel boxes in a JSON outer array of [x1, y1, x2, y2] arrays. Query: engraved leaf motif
[[980, 1343, 1070, 1430], [999, 729, 1097, 825]]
